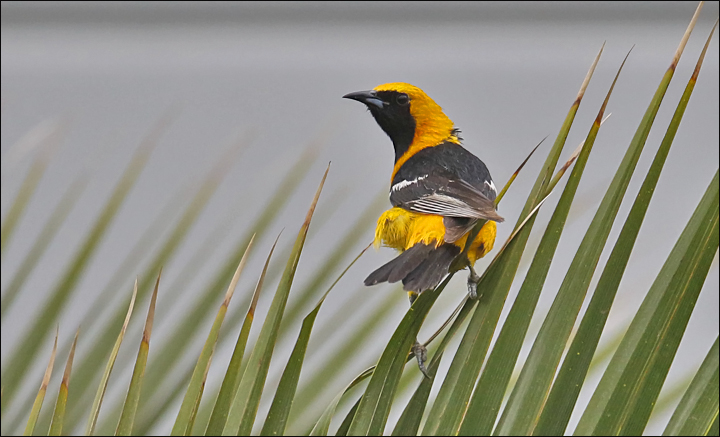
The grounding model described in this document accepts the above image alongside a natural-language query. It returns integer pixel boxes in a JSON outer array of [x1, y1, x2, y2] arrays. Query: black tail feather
[[387, 244, 435, 283], [402, 244, 461, 292], [364, 242, 461, 293], [364, 243, 433, 286]]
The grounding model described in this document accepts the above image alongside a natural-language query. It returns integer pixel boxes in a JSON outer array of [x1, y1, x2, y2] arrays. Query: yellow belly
[[374, 207, 497, 265]]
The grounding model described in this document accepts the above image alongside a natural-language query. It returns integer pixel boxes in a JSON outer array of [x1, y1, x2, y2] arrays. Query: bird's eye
[[396, 93, 410, 106]]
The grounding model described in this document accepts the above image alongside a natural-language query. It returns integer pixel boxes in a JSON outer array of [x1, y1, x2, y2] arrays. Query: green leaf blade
[[393, 297, 475, 437], [347, 281, 445, 436], [48, 329, 79, 436], [458, 47, 623, 437], [1, 115, 168, 417], [664, 337, 720, 436], [66, 134, 248, 431], [204, 235, 278, 435], [222, 166, 329, 436], [309, 367, 374, 436], [260, 308, 320, 436], [128, 143, 320, 437], [86, 281, 139, 436], [421, 42, 602, 437], [115, 271, 161, 436], [536, 21, 717, 436], [1, 176, 86, 319], [495, 8, 705, 431], [574, 170, 719, 435], [171, 237, 254, 436], [23, 329, 58, 436], [1, 118, 63, 256], [260, 245, 368, 436]]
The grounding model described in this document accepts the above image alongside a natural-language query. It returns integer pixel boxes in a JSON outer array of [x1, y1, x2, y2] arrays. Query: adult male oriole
[[344, 82, 503, 302]]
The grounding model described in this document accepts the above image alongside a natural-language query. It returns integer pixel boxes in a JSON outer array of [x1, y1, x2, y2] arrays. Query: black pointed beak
[[343, 90, 385, 109]]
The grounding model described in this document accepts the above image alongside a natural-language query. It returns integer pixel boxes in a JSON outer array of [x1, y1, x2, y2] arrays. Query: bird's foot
[[467, 265, 481, 300], [412, 341, 430, 379]]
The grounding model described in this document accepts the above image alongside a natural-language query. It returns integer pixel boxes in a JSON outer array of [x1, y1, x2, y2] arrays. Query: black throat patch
[[369, 90, 416, 163]]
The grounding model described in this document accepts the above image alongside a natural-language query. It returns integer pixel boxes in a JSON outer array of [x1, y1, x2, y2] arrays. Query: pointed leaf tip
[[223, 234, 255, 307], [304, 164, 331, 227], [86, 282, 138, 436], [48, 329, 78, 436], [691, 18, 718, 81], [24, 330, 59, 436], [495, 137, 545, 205], [143, 270, 162, 343], [574, 42, 604, 106], [669, 1, 703, 70]]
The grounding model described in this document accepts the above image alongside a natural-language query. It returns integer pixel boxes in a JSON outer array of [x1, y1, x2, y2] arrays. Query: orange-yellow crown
[[373, 83, 460, 181], [373, 83, 453, 129]]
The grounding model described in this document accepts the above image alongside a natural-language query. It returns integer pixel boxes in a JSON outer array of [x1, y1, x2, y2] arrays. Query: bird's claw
[[412, 341, 430, 379]]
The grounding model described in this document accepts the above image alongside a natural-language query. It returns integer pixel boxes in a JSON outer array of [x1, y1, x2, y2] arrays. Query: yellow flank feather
[[374, 207, 497, 266], [373, 83, 460, 183]]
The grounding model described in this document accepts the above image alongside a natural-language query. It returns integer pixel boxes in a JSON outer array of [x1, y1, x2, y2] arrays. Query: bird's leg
[[412, 341, 430, 379], [407, 291, 431, 378], [467, 263, 481, 300]]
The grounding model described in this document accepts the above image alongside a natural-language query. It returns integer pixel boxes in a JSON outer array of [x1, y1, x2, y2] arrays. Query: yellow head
[[372, 82, 455, 141], [344, 82, 460, 181]]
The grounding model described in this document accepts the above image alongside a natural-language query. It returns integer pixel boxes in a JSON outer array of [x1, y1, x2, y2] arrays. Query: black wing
[[391, 142, 503, 218], [391, 174, 502, 220], [390, 142, 503, 242]]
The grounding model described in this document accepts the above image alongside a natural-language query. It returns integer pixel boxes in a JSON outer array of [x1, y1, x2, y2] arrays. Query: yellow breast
[[374, 207, 497, 265]]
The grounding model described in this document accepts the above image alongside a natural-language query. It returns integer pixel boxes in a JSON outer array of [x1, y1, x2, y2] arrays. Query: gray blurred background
[[2, 1, 718, 435]]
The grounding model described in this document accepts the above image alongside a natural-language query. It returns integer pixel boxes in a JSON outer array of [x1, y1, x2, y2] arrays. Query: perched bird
[[344, 83, 504, 303]]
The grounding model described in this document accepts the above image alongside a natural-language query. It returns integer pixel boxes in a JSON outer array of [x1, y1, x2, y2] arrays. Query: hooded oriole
[[344, 82, 503, 302]]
